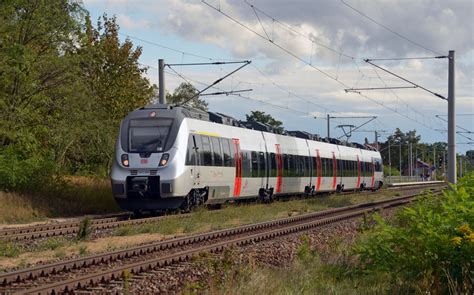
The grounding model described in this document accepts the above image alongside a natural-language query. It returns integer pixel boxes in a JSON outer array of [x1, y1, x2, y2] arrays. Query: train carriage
[[110, 104, 384, 212]]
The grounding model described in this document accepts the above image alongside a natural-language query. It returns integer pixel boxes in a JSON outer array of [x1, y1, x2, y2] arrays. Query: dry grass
[[0, 233, 170, 271], [0, 176, 119, 224], [0, 192, 44, 224]]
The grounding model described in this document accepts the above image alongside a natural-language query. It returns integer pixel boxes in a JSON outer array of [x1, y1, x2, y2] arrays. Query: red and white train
[[110, 104, 383, 212]]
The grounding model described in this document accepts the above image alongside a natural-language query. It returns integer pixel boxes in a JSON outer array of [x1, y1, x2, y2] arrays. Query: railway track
[[0, 183, 444, 242], [0, 188, 442, 294]]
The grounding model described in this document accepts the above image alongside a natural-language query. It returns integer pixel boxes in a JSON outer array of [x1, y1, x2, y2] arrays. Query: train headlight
[[121, 154, 129, 167], [159, 153, 169, 166]]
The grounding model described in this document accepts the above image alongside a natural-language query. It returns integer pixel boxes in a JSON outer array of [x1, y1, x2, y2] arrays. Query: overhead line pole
[[158, 59, 166, 104], [447, 50, 456, 184]]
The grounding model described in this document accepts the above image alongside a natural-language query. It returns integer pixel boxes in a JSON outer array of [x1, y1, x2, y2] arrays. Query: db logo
[[140, 159, 148, 164]]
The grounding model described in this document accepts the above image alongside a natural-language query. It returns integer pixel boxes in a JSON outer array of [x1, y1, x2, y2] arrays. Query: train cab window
[[270, 153, 277, 177], [201, 136, 213, 166], [258, 152, 266, 178], [375, 159, 382, 172], [220, 138, 233, 167], [251, 151, 259, 177], [210, 137, 223, 166], [128, 118, 173, 153]]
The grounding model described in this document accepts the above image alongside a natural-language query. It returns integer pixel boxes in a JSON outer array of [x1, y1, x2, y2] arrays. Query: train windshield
[[129, 118, 173, 153]]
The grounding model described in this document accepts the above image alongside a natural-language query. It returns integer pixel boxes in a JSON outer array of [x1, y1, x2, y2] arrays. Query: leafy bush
[[77, 217, 92, 240], [355, 172, 474, 294], [383, 165, 400, 176], [0, 142, 56, 191]]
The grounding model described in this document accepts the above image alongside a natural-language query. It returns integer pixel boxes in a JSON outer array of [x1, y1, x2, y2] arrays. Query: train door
[[315, 149, 322, 191], [371, 158, 375, 188], [356, 155, 361, 189], [232, 138, 242, 197], [189, 134, 201, 186], [332, 152, 338, 190]]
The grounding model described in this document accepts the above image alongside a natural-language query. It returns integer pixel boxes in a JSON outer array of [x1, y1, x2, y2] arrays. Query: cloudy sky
[[84, 0, 473, 153]]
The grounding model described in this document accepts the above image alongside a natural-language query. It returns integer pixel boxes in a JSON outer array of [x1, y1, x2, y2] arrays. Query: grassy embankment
[[0, 177, 119, 224]]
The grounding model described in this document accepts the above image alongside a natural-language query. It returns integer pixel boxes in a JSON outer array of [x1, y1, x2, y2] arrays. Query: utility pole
[[327, 114, 330, 139], [158, 59, 166, 104], [375, 131, 379, 150], [408, 143, 412, 178], [433, 148, 436, 180], [443, 151, 446, 180], [399, 143, 402, 176], [388, 140, 391, 182], [447, 50, 456, 183]]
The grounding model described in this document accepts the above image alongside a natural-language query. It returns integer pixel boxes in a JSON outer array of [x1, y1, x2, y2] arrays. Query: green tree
[[56, 14, 155, 174], [80, 14, 155, 121], [246, 111, 284, 133], [380, 128, 421, 175], [166, 82, 208, 111], [0, 0, 86, 189], [0, 2, 157, 185], [0, 0, 85, 145]]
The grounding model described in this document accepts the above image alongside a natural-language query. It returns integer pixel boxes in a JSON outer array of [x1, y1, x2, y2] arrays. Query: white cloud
[[116, 14, 150, 30]]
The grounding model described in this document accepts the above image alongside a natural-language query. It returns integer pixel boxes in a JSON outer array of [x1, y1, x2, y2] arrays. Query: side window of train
[[242, 151, 251, 177], [304, 156, 310, 177], [270, 153, 277, 177], [201, 135, 213, 166], [327, 157, 333, 177], [283, 154, 288, 177], [258, 152, 266, 178], [220, 138, 233, 167], [251, 151, 258, 177], [321, 158, 327, 177], [376, 159, 382, 172], [186, 135, 195, 165], [210, 137, 223, 166], [193, 134, 203, 166], [288, 154, 294, 177]]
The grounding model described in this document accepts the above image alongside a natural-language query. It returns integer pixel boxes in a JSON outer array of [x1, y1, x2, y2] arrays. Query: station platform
[[388, 180, 445, 187]]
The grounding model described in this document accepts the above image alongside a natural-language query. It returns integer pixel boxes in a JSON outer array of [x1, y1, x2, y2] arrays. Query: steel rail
[[16, 196, 423, 295], [0, 189, 441, 294], [0, 184, 443, 242]]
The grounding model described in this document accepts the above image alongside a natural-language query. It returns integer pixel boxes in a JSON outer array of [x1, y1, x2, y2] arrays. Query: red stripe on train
[[232, 138, 242, 197], [316, 149, 322, 191], [275, 144, 283, 193]]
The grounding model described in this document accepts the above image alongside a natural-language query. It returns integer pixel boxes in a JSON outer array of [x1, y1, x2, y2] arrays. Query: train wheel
[[259, 189, 273, 203], [133, 210, 142, 218]]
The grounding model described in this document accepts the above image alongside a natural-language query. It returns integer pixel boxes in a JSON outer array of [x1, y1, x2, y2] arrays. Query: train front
[[110, 104, 187, 212]]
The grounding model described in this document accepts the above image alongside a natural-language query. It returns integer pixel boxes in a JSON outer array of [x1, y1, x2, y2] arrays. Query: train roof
[[139, 103, 377, 151]]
